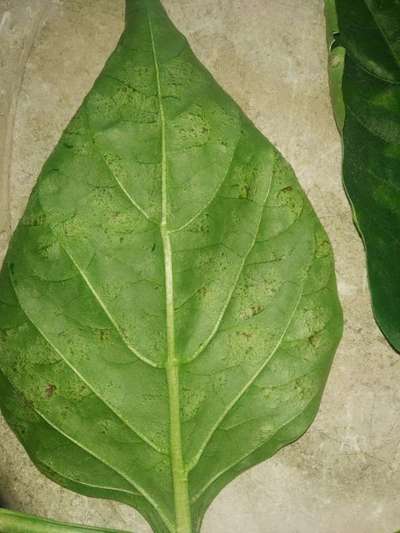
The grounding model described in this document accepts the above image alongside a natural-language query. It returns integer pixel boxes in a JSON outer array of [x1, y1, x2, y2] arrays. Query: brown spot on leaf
[[45, 384, 56, 398]]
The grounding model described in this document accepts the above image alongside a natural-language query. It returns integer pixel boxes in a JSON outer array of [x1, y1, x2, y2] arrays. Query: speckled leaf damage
[[0, 1, 342, 532]]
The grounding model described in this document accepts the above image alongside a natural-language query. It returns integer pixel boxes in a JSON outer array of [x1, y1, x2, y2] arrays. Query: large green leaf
[[0, 0, 342, 531], [325, 0, 400, 351]]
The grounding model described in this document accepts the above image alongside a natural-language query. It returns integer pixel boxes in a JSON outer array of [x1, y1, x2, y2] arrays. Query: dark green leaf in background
[[325, 0, 400, 352], [0, 0, 342, 531]]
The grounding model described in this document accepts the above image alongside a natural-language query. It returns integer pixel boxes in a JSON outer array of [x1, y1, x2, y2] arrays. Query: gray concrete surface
[[1, 1, 399, 532]]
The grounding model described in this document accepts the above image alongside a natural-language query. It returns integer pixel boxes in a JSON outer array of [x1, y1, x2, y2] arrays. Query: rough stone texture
[[0, 1, 399, 532], [0, 0, 48, 259]]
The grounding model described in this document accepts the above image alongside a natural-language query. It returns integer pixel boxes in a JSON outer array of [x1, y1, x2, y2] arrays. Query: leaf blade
[[0, 1, 343, 531]]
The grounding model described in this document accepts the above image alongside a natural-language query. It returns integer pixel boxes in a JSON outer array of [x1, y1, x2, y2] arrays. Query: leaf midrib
[[147, 7, 192, 533]]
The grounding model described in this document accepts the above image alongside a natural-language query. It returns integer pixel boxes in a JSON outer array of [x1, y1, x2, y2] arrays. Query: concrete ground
[[0, 1, 399, 532]]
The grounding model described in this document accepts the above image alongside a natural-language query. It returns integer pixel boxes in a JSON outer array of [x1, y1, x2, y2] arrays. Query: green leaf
[[0, 509, 128, 533], [325, 0, 346, 132], [0, 508, 129, 533], [0, 0, 343, 531], [325, 0, 400, 352]]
